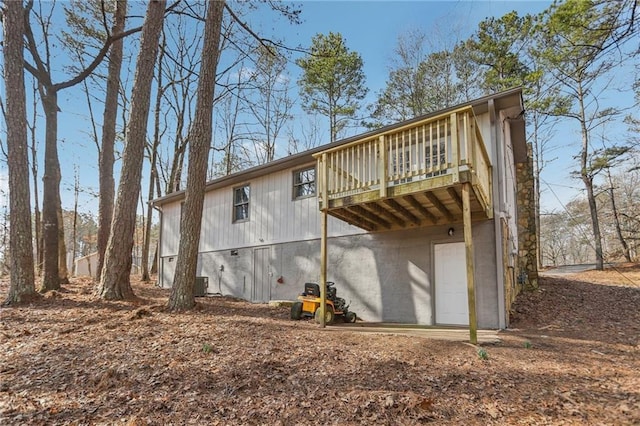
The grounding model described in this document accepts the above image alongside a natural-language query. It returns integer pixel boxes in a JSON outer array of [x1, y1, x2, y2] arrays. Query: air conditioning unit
[[194, 276, 208, 297]]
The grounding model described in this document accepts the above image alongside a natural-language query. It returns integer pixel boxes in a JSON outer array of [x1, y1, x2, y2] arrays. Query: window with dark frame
[[233, 184, 250, 222], [293, 167, 316, 199]]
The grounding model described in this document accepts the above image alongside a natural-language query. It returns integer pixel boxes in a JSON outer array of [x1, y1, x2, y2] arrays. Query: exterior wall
[[159, 221, 499, 328]]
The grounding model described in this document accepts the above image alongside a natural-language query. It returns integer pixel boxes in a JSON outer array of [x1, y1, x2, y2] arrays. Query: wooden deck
[[314, 106, 493, 231]]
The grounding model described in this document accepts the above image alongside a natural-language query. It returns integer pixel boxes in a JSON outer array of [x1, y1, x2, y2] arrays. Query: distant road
[[541, 264, 597, 276]]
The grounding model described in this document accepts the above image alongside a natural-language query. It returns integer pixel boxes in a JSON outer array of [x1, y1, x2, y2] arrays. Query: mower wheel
[[344, 311, 357, 323], [290, 302, 303, 320], [314, 305, 334, 324]]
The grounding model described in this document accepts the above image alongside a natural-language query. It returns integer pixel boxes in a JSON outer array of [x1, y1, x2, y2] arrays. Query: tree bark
[[40, 89, 61, 292], [3, 0, 38, 304], [97, 0, 127, 282], [99, 0, 166, 300], [168, 0, 225, 311], [57, 204, 69, 283]]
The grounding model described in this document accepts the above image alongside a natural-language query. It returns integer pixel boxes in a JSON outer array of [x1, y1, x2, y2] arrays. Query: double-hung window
[[293, 167, 316, 199], [233, 184, 250, 222]]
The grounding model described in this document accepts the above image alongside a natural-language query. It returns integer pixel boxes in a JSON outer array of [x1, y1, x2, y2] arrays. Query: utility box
[[194, 276, 208, 297]]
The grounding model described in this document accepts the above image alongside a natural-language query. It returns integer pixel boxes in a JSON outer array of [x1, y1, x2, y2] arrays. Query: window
[[233, 184, 250, 222], [293, 167, 316, 199]]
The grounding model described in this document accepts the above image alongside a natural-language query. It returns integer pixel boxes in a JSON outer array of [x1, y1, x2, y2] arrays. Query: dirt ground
[[1, 265, 639, 425]]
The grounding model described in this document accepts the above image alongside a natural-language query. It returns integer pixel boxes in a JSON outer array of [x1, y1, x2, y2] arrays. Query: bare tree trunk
[[168, 1, 225, 311], [40, 89, 61, 291], [168, 136, 186, 193], [57, 203, 69, 284], [23, 0, 141, 291], [97, 0, 127, 282], [99, 0, 166, 300], [577, 84, 604, 270], [150, 242, 158, 275], [27, 81, 43, 275], [141, 33, 165, 282], [3, 0, 37, 304], [607, 169, 632, 262], [71, 171, 79, 277]]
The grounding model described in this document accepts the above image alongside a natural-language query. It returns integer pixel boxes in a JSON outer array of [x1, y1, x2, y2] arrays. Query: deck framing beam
[[364, 202, 406, 227], [383, 198, 420, 225], [347, 205, 391, 229], [404, 195, 437, 224], [425, 192, 454, 222], [447, 187, 463, 211]]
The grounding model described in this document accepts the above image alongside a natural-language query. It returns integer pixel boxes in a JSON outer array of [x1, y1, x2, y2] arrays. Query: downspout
[[489, 99, 507, 329], [151, 201, 163, 288]]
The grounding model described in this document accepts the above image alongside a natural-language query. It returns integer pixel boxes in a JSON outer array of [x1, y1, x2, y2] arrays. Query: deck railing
[[315, 106, 492, 209]]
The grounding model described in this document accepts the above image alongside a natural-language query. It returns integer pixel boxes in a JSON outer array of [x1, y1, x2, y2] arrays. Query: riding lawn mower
[[290, 281, 357, 324]]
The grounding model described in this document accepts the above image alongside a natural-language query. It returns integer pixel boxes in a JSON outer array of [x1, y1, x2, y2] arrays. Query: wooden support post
[[378, 135, 387, 198], [462, 182, 478, 344], [319, 208, 327, 328], [450, 113, 459, 183], [319, 155, 329, 328]]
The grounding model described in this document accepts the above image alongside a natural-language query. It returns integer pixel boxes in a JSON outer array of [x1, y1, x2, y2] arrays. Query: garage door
[[434, 242, 469, 325]]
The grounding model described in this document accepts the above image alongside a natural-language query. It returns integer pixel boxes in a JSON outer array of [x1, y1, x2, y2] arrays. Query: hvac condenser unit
[[194, 276, 208, 297]]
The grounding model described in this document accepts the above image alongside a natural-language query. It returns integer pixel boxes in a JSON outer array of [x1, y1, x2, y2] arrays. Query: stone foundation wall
[[516, 143, 539, 291]]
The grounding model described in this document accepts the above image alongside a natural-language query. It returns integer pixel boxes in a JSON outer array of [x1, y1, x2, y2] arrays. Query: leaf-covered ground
[[1, 265, 639, 425]]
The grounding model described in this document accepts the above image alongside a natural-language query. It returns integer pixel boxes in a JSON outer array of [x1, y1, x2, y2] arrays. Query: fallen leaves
[[0, 270, 639, 425]]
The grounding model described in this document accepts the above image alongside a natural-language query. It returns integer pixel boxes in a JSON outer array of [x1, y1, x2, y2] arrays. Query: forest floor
[[1, 264, 639, 425]]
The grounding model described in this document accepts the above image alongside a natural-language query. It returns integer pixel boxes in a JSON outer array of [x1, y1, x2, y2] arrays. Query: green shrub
[[477, 347, 489, 360]]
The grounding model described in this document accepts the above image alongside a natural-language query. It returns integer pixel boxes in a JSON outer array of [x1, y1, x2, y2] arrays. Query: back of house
[[152, 88, 536, 329]]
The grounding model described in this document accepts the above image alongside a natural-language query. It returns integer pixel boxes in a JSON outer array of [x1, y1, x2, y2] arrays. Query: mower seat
[[303, 283, 320, 297]]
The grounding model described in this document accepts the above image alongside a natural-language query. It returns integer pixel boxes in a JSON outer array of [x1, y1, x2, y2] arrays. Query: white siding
[[161, 202, 182, 257], [161, 164, 364, 258]]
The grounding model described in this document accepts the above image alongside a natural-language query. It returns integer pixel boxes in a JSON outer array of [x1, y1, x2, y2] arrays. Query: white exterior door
[[252, 248, 271, 303], [434, 242, 469, 325]]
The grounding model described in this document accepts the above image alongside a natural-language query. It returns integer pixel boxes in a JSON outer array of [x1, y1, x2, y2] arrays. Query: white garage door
[[434, 242, 469, 325]]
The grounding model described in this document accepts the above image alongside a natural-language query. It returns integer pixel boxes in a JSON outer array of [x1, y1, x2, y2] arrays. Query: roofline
[[152, 87, 524, 207]]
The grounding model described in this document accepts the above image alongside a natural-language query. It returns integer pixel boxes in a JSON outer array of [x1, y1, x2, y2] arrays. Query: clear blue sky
[[2, 0, 635, 218]]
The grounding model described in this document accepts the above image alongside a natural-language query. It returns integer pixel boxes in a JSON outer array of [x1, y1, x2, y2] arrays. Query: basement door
[[252, 247, 271, 303], [434, 242, 469, 325]]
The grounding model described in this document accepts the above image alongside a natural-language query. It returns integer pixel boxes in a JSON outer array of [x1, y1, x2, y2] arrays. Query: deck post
[[462, 182, 478, 344], [450, 112, 459, 183], [319, 153, 329, 328], [378, 135, 387, 198]]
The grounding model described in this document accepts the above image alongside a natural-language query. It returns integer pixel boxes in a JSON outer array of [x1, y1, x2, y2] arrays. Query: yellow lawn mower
[[290, 281, 357, 324]]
